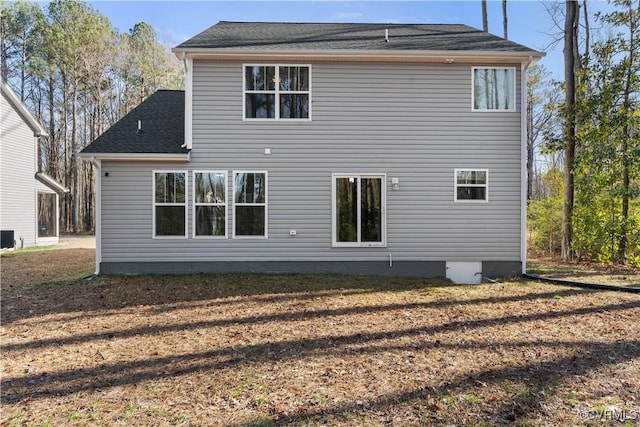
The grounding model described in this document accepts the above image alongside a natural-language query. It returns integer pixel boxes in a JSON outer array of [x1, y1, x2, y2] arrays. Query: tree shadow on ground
[[241, 338, 640, 426], [2, 298, 637, 409], [0, 270, 588, 324], [2, 283, 596, 350]]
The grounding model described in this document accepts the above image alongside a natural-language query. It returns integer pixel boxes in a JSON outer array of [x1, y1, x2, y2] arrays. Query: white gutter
[[78, 152, 190, 162], [173, 47, 545, 64], [34, 172, 69, 195], [183, 56, 193, 150], [89, 157, 101, 275]]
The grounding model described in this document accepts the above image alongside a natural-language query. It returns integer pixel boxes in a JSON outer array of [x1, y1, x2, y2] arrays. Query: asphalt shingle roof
[[176, 21, 540, 54], [82, 90, 186, 154]]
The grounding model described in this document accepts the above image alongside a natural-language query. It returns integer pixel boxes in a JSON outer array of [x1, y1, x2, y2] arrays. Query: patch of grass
[[119, 401, 139, 420], [463, 393, 484, 404], [0, 245, 58, 258]]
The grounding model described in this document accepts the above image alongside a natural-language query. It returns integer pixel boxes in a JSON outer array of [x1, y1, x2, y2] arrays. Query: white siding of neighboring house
[[99, 61, 523, 271], [0, 89, 58, 248]]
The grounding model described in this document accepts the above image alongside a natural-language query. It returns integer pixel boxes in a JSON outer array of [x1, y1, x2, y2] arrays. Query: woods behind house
[[527, 0, 639, 266], [1, 0, 183, 234]]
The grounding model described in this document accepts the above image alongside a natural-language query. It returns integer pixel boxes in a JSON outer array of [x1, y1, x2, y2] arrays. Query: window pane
[[235, 206, 265, 236], [457, 187, 486, 200], [156, 206, 185, 235], [457, 170, 471, 185], [155, 172, 185, 203], [245, 94, 276, 118], [361, 178, 382, 242], [245, 66, 275, 91], [155, 172, 167, 203], [279, 66, 309, 91], [474, 68, 514, 110], [195, 206, 225, 236], [196, 172, 225, 203], [457, 170, 486, 185], [280, 94, 309, 119], [336, 177, 358, 242], [235, 173, 266, 203], [38, 193, 57, 237]]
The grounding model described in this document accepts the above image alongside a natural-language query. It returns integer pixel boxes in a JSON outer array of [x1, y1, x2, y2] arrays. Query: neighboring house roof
[[1, 82, 47, 137], [81, 90, 187, 159], [35, 172, 69, 195], [175, 21, 543, 56]]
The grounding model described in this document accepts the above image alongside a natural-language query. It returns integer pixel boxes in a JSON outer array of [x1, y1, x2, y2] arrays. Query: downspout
[[181, 52, 193, 150], [89, 156, 102, 275], [520, 56, 534, 274]]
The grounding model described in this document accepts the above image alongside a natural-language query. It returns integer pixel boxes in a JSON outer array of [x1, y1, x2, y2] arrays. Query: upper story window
[[472, 67, 516, 111], [154, 171, 187, 237], [455, 169, 488, 202], [244, 65, 310, 120]]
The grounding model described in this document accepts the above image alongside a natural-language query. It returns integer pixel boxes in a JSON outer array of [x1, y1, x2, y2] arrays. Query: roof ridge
[[217, 21, 473, 26]]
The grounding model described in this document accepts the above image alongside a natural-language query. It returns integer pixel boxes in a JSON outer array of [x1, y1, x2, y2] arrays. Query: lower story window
[[234, 171, 267, 237], [154, 171, 187, 237], [37, 192, 57, 237], [333, 174, 385, 247], [455, 169, 488, 201], [194, 171, 227, 237]]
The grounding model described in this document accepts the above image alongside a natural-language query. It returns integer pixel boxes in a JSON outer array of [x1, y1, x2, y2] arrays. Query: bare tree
[[582, 0, 590, 65], [502, 0, 508, 39], [482, 0, 488, 32]]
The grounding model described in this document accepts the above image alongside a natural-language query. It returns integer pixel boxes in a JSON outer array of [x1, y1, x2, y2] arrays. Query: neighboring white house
[[81, 22, 544, 282], [1, 82, 68, 249]]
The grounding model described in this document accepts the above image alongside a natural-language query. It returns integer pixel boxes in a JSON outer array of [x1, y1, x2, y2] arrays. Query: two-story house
[[1, 82, 68, 250], [80, 22, 543, 283]]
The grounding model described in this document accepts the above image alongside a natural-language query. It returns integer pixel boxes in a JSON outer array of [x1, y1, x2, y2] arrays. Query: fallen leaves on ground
[[1, 249, 639, 426]]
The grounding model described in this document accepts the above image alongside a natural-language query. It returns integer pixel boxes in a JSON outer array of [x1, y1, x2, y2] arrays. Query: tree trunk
[[482, 0, 488, 32], [72, 80, 78, 234], [616, 0, 636, 264], [561, 0, 579, 262], [502, 0, 508, 39], [583, 0, 590, 65], [47, 72, 57, 178], [0, 15, 7, 82], [20, 29, 26, 101], [526, 88, 533, 200]]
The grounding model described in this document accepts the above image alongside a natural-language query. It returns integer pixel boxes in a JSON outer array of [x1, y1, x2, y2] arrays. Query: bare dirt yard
[[1, 247, 639, 426]]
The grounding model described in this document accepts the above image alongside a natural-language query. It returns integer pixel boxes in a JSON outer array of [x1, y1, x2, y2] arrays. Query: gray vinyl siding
[[0, 91, 38, 248], [100, 61, 523, 264]]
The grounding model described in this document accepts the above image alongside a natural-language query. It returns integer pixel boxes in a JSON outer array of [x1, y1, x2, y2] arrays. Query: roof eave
[[1, 83, 48, 137], [79, 152, 191, 162], [172, 47, 545, 63], [35, 172, 69, 195]]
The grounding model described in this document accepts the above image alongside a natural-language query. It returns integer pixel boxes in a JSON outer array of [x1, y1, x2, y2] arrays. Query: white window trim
[[193, 170, 228, 239], [152, 170, 188, 239], [454, 169, 489, 203], [471, 66, 517, 112], [331, 173, 387, 248], [242, 64, 312, 121], [232, 170, 268, 239]]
